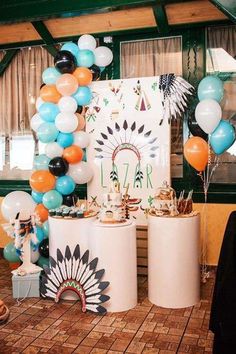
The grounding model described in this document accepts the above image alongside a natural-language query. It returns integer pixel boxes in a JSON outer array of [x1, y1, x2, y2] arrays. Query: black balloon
[[188, 114, 208, 141], [48, 157, 69, 177], [76, 105, 83, 114], [38, 239, 49, 258], [40, 83, 46, 89], [89, 64, 101, 81], [63, 193, 78, 207], [54, 50, 76, 74]]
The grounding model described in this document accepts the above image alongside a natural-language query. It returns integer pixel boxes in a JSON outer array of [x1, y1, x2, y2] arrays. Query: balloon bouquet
[[184, 75, 236, 280], [1, 34, 113, 273]]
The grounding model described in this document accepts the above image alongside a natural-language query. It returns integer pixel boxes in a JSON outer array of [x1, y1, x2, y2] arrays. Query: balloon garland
[[1, 34, 113, 269], [184, 75, 236, 281]]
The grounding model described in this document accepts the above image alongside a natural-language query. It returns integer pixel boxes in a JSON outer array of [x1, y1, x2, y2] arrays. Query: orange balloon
[[56, 74, 78, 96], [63, 145, 83, 164], [75, 113, 86, 131], [35, 204, 49, 223], [40, 85, 61, 103], [184, 137, 208, 172], [30, 170, 56, 193], [73, 67, 92, 86]]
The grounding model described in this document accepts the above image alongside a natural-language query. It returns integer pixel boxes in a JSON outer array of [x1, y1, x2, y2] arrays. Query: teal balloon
[[36, 226, 44, 244], [31, 190, 44, 204], [99, 66, 105, 73], [3, 242, 20, 263], [61, 42, 80, 59], [210, 120, 236, 155], [39, 102, 60, 122], [76, 49, 95, 68], [37, 256, 49, 268], [56, 175, 75, 195], [42, 221, 49, 238], [73, 86, 92, 106], [42, 190, 63, 209], [42, 67, 61, 85], [37, 122, 59, 143], [57, 132, 74, 148], [34, 154, 50, 170], [198, 76, 224, 102]]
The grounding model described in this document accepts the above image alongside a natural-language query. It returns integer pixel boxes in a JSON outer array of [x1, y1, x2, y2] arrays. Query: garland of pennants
[[40, 245, 110, 314]]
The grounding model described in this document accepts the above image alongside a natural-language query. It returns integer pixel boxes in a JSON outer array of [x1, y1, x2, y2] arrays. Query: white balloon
[[94, 46, 113, 67], [31, 249, 40, 263], [55, 112, 78, 133], [30, 113, 44, 132], [36, 97, 44, 111], [195, 99, 222, 134], [73, 131, 90, 149], [68, 161, 94, 184], [78, 34, 97, 51], [45, 142, 64, 159], [1, 191, 36, 222], [58, 96, 78, 113]]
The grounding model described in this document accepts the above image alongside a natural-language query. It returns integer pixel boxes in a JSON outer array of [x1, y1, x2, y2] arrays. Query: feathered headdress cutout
[[159, 74, 194, 125], [40, 245, 110, 314]]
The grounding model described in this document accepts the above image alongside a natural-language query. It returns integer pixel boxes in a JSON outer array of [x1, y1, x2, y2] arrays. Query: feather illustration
[[40, 245, 110, 314]]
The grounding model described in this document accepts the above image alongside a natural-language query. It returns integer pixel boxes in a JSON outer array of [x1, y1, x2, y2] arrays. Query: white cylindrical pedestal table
[[49, 216, 96, 300], [148, 214, 200, 308], [91, 220, 137, 312]]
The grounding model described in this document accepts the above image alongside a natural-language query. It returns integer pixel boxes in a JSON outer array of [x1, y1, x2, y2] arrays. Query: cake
[[99, 182, 126, 223]]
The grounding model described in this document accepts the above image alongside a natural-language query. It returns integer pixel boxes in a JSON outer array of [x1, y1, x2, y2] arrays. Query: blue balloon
[[34, 154, 50, 170], [61, 42, 80, 59], [56, 175, 75, 195], [3, 242, 20, 263], [210, 120, 235, 155], [39, 102, 60, 122], [37, 122, 59, 143], [73, 86, 92, 106], [76, 49, 95, 68], [42, 67, 61, 85], [42, 190, 63, 209], [42, 221, 49, 238], [57, 132, 74, 148], [36, 226, 45, 244], [31, 190, 44, 204], [198, 76, 224, 102]]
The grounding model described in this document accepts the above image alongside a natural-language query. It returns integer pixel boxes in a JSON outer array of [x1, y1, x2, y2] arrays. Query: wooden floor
[[0, 258, 215, 353]]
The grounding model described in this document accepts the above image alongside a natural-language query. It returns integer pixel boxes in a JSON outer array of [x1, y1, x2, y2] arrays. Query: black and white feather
[[40, 245, 110, 314], [159, 74, 194, 125]]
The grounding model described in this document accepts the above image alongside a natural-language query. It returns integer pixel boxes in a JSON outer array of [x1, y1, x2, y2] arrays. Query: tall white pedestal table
[[148, 214, 200, 308], [49, 216, 96, 300], [91, 220, 137, 312]]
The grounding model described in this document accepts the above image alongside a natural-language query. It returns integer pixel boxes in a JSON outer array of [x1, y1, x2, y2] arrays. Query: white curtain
[[121, 37, 182, 78], [0, 47, 54, 135]]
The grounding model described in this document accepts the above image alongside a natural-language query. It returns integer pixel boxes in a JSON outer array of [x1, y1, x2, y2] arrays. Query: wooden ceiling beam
[[0, 0, 157, 24], [210, 0, 236, 24], [152, 3, 170, 35], [31, 21, 57, 56], [0, 49, 18, 76]]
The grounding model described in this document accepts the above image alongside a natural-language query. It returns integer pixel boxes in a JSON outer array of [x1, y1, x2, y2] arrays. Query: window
[[0, 46, 53, 180], [207, 25, 236, 183], [120, 36, 183, 178]]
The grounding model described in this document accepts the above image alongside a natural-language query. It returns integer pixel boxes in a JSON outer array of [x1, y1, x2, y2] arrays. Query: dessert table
[[148, 214, 200, 308]]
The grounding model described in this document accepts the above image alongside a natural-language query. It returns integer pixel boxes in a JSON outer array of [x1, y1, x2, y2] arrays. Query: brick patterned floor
[[0, 258, 215, 353]]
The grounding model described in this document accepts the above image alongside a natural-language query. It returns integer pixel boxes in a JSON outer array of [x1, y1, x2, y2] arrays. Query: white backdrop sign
[[86, 76, 171, 225]]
